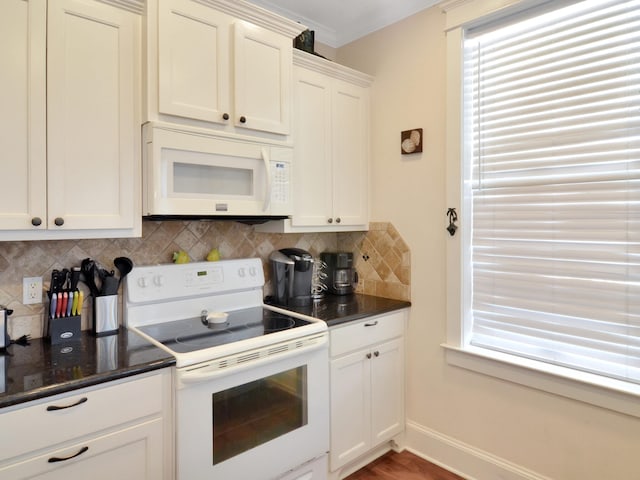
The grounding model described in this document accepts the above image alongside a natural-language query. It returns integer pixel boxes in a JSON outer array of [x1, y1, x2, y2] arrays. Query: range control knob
[[137, 277, 148, 288], [153, 275, 164, 287]]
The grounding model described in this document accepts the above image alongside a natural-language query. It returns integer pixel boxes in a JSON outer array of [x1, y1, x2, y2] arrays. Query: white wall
[[336, 6, 640, 480]]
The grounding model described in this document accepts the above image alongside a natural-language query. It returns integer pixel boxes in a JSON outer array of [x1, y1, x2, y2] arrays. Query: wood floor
[[345, 450, 465, 480]]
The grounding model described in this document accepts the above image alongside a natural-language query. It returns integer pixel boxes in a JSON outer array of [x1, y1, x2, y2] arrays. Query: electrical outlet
[[23, 276, 43, 305], [23, 373, 43, 390]]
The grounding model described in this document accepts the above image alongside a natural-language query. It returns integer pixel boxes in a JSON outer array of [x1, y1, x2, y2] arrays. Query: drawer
[[0, 371, 165, 462], [330, 310, 406, 357], [0, 418, 163, 480]]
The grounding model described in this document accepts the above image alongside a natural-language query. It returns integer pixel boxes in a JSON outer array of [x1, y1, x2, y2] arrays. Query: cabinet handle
[[222, 113, 229, 120], [54, 217, 64, 227], [46, 397, 88, 411], [364, 321, 378, 327], [374, 351, 380, 357], [327, 218, 333, 224], [366, 353, 372, 359], [336, 217, 341, 223], [31, 217, 42, 227], [48, 446, 89, 463], [239, 116, 247, 123]]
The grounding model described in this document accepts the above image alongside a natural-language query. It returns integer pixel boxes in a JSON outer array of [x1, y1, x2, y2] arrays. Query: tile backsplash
[[0, 220, 410, 339]]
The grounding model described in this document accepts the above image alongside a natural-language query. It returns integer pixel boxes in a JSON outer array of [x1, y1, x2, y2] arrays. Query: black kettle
[[269, 248, 314, 307]]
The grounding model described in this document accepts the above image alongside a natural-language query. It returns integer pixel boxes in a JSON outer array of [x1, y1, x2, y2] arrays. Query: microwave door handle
[[262, 147, 272, 212]]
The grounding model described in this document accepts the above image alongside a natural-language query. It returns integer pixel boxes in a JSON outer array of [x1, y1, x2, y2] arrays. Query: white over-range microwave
[[142, 123, 292, 218]]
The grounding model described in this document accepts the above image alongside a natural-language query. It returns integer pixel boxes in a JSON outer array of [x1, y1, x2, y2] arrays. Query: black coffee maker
[[320, 252, 358, 295], [269, 248, 314, 307]]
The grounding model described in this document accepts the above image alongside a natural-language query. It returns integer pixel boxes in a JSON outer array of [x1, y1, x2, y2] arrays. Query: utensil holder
[[93, 294, 119, 336]]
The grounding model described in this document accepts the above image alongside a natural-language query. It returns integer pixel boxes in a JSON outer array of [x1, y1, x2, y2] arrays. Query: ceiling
[[246, 0, 442, 48]]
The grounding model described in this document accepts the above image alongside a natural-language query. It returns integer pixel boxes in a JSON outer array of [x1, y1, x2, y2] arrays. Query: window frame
[[442, 0, 640, 418]]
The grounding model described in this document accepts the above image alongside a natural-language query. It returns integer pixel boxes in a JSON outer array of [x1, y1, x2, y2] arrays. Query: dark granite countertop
[[267, 293, 411, 327], [0, 328, 175, 409]]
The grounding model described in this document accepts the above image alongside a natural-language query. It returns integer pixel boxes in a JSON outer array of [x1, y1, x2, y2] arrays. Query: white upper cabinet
[[148, 0, 301, 137], [0, 0, 141, 240], [157, 0, 230, 124], [257, 50, 373, 233], [0, 0, 47, 231]]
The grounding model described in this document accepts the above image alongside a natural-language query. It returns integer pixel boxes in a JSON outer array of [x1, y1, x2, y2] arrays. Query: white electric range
[[124, 258, 329, 480]]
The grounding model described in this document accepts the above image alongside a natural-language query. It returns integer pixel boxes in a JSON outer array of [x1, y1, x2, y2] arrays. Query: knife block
[[47, 315, 81, 345], [92, 294, 119, 336]]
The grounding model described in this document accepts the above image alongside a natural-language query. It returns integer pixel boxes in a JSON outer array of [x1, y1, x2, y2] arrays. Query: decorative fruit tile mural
[[0, 220, 410, 339]]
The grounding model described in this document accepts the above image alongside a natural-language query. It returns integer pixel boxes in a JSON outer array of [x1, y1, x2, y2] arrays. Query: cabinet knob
[[336, 217, 341, 223], [31, 217, 42, 227], [54, 217, 64, 227], [327, 218, 333, 224], [366, 353, 372, 359], [239, 116, 247, 124], [374, 351, 380, 357], [222, 113, 229, 121]]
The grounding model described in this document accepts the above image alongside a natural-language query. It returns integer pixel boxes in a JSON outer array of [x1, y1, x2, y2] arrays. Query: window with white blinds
[[463, 0, 640, 384]]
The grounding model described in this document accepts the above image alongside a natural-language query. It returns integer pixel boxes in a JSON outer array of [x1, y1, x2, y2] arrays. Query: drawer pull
[[48, 446, 89, 463], [374, 351, 380, 357], [46, 397, 88, 411], [364, 321, 378, 327], [366, 353, 372, 359]]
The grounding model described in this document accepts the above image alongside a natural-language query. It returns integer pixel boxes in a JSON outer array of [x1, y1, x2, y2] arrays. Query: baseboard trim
[[405, 420, 553, 480]]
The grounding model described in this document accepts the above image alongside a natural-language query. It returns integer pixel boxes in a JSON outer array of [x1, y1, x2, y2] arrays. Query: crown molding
[[192, 0, 306, 38], [293, 50, 373, 87]]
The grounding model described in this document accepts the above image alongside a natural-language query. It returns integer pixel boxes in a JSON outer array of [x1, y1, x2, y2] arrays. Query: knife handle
[[76, 291, 84, 316], [50, 293, 57, 319], [71, 291, 79, 316], [66, 292, 74, 317], [59, 292, 68, 318]]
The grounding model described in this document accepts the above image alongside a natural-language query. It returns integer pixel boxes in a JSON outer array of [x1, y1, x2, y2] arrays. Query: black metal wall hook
[[446, 208, 458, 236]]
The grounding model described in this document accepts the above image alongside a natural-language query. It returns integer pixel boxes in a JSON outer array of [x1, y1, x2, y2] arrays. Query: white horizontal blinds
[[465, 0, 640, 383]]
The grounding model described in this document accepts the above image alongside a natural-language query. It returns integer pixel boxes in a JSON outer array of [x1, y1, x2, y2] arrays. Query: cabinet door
[[370, 338, 405, 445], [290, 66, 333, 227], [47, 0, 138, 231], [234, 20, 291, 135], [0, 419, 163, 480], [329, 349, 371, 471], [0, 0, 47, 229], [158, 0, 231, 123], [332, 79, 369, 226]]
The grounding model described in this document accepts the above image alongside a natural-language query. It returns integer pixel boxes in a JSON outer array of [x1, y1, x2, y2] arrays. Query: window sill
[[442, 344, 640, 418]]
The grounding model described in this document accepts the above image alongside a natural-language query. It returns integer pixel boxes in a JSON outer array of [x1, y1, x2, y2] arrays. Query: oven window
[[212, 366, 308, 465]]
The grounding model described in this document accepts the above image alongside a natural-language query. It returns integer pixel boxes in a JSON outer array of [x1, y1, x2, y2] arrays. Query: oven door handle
[[178, 334, 327, 385]]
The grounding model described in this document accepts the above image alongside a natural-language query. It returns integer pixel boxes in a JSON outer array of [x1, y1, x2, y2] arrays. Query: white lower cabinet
[[0, 420, 163, 480], [0, 369, 173, 480], [329, 310, 407, 475]]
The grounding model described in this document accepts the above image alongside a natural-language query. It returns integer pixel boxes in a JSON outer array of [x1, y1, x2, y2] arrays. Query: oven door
[[175, 338, 329, 480]]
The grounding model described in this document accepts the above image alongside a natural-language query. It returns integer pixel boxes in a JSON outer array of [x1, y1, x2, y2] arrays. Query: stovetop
[[137, 306, 312, 354], [124, 258, 327, 368]]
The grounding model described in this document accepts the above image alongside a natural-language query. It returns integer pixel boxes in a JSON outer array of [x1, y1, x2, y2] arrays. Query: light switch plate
[[23, 276, 43, 305]]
